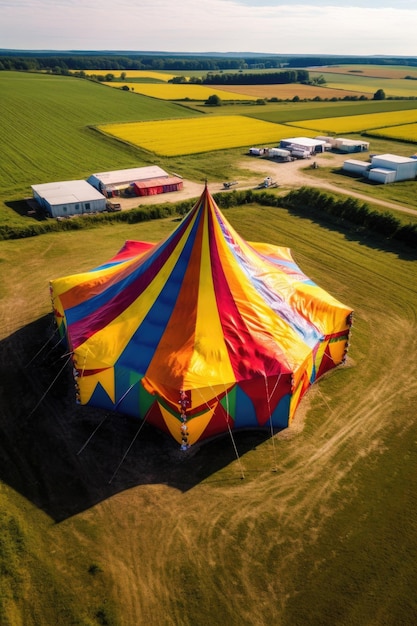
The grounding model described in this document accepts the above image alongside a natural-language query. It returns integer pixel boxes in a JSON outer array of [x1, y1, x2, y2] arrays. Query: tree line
[[202, 70, 310, 85], [2, 51, 416, 74], [3, 188, 416, 251], [0, 54, 283, 73]]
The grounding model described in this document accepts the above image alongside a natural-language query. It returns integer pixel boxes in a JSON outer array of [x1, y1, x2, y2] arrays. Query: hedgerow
[[1, 188, 416, 248]]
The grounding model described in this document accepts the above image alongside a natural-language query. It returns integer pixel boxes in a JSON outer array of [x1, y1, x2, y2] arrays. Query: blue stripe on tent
[[271, 393, 291, 429], [64, 218, 193, 328], [233, 386, 257, 428], [88, 382, 116, 412], [115, 211, 203, 373]]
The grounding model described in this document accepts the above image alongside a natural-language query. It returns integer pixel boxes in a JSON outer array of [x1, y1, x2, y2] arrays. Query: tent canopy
[[50, 185, 353, 448]]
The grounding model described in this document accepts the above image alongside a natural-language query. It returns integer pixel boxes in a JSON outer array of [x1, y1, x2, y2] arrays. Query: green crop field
[[309, 70, 417, 98], [1, 202, 417, 625], [0, 72, 201, 201]]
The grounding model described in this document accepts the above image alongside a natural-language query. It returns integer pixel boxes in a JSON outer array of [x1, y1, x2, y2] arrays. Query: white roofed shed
[[342, 159, 371, 176], [279, 137, 327, 154], [370, 154, 417, 182], [87, 166, 169, 196], [32, 180, 107, 218]]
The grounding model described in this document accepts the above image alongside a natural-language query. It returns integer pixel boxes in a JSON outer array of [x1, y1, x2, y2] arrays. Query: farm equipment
[[222, 181, 238, 190], [106, 202, 122, 212], [256, 177, 279, 189]]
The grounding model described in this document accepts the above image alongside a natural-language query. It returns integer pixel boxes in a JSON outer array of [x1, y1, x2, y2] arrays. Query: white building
[[368, 168, 397, 184], [32, 180, 107, 218], [87, 165, 169, 197], [279, 137, 327, 155], [315, 136, 369, 153], [370, 154, 417, 182], [342, 159, 371, 176], [342, 153, 417, 184]]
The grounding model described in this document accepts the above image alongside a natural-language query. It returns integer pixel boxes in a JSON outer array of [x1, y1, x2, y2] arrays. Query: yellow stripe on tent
[[158, 402, 216, 445], [77, 368, 115, 404], [76, 213, 201, 369], [185, 205, 235, 388]]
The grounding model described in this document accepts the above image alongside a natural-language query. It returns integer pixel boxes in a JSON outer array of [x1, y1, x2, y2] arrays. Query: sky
[[0, 0, 416, 57]]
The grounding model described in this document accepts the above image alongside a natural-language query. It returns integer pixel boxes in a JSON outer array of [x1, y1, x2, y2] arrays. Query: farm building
[[314, 136, 335, 150], [315, 136, 369, 153], [87, 166, 170, 197], [343, 153, 417, 183], [279, 137, 327, 155], [342, 159, 371, 176], [334, 138, 369, 153], [31, 180, 107, 218], [368, 168, 397, 184], [369, 154, 417, 182], [132, 176, 183, 197]]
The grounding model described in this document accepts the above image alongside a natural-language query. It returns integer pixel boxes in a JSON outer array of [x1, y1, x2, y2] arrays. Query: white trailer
[[268, 148, 292, 159]]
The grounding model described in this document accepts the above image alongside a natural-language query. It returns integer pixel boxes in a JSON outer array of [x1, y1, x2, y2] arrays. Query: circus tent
[[50, 184, 353, 448]]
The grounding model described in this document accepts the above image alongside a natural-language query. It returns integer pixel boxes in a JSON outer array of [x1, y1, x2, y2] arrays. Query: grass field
[[309, 70, 417, 98], [0, 72, 200, 201], [2, 66, 417, 625], [1, 201, 417, 625], [311, 64, 417, 80]]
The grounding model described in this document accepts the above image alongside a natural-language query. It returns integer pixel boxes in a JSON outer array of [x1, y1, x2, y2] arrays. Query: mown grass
[[1, 201, 417, 625], [2, 66, 417, 626]]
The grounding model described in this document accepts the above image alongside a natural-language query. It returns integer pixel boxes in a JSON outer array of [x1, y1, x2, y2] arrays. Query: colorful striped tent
[[50, 184, 353, 448]]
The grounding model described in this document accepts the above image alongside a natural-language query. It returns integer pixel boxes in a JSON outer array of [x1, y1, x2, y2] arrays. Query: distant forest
[[202, 70, 310, 85], [1, 51, 417, 73]]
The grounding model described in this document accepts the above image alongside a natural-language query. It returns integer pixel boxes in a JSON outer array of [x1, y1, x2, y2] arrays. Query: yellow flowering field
[[367, 123, 417, 143], [73, 69, 177, 81], [103, 82, 257, 101], [97, 115, 302, 156], [287, 109, 417, 135]]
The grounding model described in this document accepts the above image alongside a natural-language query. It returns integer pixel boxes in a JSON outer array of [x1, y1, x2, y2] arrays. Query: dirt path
[[117, 152, 416, 217], [241, 153, 417, 216]]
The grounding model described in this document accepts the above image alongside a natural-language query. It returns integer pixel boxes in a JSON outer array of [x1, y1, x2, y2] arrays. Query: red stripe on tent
[[207, 203, 291, 380]]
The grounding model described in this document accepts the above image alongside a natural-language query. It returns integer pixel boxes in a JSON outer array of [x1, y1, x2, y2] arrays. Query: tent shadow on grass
[[0, 314, 275, 523]]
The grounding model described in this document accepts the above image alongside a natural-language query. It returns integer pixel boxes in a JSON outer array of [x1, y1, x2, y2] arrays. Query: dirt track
[[119, 151, 416, 217]]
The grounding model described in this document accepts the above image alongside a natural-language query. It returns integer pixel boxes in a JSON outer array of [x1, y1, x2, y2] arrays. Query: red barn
[[133, 176, 183, 197]]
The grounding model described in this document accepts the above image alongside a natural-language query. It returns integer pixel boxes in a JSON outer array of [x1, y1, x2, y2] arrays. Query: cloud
[[0, 0, 416, 56]]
